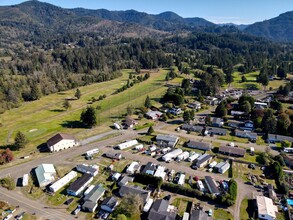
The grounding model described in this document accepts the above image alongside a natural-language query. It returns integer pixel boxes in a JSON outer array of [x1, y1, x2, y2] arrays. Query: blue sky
[[1, 0, 293, 24]]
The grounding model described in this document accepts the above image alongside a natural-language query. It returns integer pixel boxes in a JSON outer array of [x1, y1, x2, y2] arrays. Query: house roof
[[76, 164, 98, 175], [125, 116, 136, 126], [190, 209, 212, 220], [83, 184, 105, 203], [47, 133, 75, 146], [118, 175, 134, 185], [219, 146, 246, 157], [67, 173, 92, 193], [142, 162, 156, 174], [187, 140, 211, 150], [256, 196, 278, 218], [35, 164, 56, 186], [119, 185, 150, 203], [148, 199, 176, 220], [101, 196, 118, 209], [205, 176, 220, 195], [82, 201, 97, 211], [207, 127, 227, 135], [235, 130, 257, 139], [268, 134, 293, 142], [196, 154, 212, 166], [156, 134, 179, 143], [212, 117, 222, 124]]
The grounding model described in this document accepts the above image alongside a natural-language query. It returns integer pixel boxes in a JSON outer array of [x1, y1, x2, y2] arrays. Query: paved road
[[0, 189, 75, 220]]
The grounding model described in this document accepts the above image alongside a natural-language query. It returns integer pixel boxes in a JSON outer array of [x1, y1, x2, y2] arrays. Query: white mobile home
[[176, 151, 189, 162], [188, 153, 200, 162], [49, 171, 77, 193], [117, 140, 138, 150], [197, 180, 205, 192], [126, 161, 140, 174], [22, 174, 29, 187], [85, 148, 99, 156], [178, 173, 185, 185], [218, 162, 230, 174], [162, 149, 183, 162]]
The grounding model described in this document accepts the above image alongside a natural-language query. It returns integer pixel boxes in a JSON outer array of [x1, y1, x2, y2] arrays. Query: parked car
[[102, 212, 110, 219], [208, 209, 213, 216], [72, 205, 81, 215]]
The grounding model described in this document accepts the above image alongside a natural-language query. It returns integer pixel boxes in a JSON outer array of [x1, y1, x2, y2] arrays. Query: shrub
[[134, 173, 163, 189]]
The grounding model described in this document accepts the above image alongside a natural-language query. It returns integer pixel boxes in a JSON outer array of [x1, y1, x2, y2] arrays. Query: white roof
[[256, 196, 278, 218]]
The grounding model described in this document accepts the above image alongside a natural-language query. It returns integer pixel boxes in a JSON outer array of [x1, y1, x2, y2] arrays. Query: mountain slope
[[245, 11, 293, 42]]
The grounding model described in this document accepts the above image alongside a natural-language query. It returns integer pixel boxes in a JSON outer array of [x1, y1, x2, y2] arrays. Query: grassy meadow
[[0, 69, 169, 156]]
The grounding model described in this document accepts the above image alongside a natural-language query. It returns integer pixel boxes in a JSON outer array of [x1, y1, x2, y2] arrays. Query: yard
[[240, 198, 255, 220], [0, 68, 169, 157], [214, 208, 233, 220]]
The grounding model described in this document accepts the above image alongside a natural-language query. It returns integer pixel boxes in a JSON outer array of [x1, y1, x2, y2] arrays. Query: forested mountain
[[245, 11, 293, 42], [1, 1, 293, 114]]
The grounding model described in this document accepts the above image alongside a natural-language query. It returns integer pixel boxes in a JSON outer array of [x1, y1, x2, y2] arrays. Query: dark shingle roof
[[187, 140, 211, 150], [119, 185, 149, 203], [205, 176, 220, 195], [101, 196, 118, 209], [148, 199, 176, 220], [218, 146, 245, 157], [190, 209, 212, 220], [67, 173, 92, 193], [47, 133, 75, 146]]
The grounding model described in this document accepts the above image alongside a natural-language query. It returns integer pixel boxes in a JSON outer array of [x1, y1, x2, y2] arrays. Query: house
[[49, 171, 77, 193], [190, 209, 213, 220], [283, 154, 293, 169], [181, 124, 204, 132], [35, 164, 56, 187], [205, 96, 219, 106], [239, 120, 254, 131], [267, 184, 277, 200], [83, 184, 105, 203], [104, 152, 122, 160], [47, 133, 78, 152], [82, 201, 97, 213], [22, 174, 29, 187], [206, 127, 227, 136], [156, 134, 179, 148], [211, 117, 224, 127], [117, 140, 138, 150], [195, 154, 213, 168], [218, 162, 230, 174], [235, 130, 257, 141], [187, 140, 212, 151], [231, 111, 245, 117], [126, 161, 140, 174], [187, 101, 201, 110], [197, 180, 205, 192], [118, 185, 150, 204], [76, 164, 99, 176], [162, 149, 183, 162], [256, 196, 278, 220], [267, 134, 293, 143], [142, 162, 156, 175], [111, 172, 121, 182], [218, 146, 246, 157], [101, 197, 118, 213], [67, 173, 93, 196], [254, 102, 268, 109], [145, 110, 163, 120], [124, 116, 137, 128], [169, 107, 182, 115], [214, 162, 225, 172], [204, 176, 220, 195], [82, 184, 105, 212], [147, 199, 177, 220], [154, 166, 166, 180], [118, 175, 134, 187]]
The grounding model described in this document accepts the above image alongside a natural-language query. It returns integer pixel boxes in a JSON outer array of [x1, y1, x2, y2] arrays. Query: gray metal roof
[[187, 140, 211, 150], [67, 173, 92, 193], [83, 184, 105, 203], [205, 176, 220, 195]]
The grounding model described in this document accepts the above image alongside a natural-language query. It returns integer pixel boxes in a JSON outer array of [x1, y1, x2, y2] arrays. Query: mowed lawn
[[0, 69, 168, 155]]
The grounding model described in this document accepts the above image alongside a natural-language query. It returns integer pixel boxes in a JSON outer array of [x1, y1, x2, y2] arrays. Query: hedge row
[[134, 173, 163, 189]]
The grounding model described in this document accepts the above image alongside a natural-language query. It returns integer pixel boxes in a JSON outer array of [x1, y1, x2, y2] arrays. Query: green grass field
[[214, 208, 233, 220], [0, 69, 169, 156]]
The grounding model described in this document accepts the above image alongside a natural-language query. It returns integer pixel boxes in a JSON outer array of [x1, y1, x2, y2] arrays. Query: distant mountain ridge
[[1, 0, 293, 42], [244, 11, 293, 42]]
